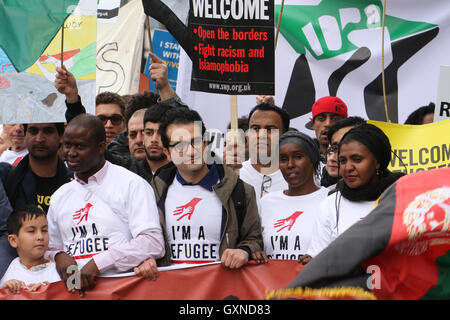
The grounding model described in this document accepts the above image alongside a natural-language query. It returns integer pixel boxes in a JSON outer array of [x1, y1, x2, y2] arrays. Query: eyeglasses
[[260, 175, 272, 198], [97, 114, 124, 126], [168, 137, 204, 153], [326, 144, 339, 156]]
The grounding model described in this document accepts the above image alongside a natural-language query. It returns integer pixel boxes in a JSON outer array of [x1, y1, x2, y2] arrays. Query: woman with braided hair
[[300, 123, 405, 265]]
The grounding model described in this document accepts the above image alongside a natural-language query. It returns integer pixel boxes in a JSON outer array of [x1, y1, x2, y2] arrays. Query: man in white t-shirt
[[238, 103, 290, 201], [45, 114, 165, 295], [0, 124, 28, 166], [152, 108, 263, 268]]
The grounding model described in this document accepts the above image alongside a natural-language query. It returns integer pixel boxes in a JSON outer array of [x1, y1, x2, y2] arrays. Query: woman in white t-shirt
[[301, 124, 405, 264], [255, 130, 329, 262]]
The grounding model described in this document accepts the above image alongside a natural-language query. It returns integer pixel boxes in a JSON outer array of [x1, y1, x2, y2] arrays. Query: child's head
[[7, 205, 49, 266]]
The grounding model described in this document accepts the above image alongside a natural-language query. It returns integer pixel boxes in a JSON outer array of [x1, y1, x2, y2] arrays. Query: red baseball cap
[[305, 96, 348, 129]]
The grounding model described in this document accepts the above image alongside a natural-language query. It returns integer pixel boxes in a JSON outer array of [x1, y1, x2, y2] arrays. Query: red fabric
[[138, 72, 150, 93], [363, 168, 450, 300], [0, 260, 303, 300]]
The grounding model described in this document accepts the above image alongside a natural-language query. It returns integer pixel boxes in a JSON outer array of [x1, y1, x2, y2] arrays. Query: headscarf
[[279, 130, 321, 175], [339, 123, 392, 172]]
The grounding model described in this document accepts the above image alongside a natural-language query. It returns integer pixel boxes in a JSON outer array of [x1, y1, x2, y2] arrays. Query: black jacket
[[0, 155, 73, 210]]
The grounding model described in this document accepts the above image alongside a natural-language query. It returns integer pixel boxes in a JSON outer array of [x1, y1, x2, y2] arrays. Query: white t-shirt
[[165, 178, 223, 263], [307, 191, 376, 258], [0, 258, 60, 287], [260, 188, 329, 260], [0, 148, 28, 166], [47, 161, 162, 274], [239, 159, 288, 200]]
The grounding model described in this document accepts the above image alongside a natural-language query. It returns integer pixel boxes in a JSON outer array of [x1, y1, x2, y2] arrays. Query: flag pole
[[275, 0, 285, 49], [146, 15, 158, 94], [230, 94, 239, 174], [146, 15, 154, 53], [61, 24, 64, 68], [381, 0, 390, 123]]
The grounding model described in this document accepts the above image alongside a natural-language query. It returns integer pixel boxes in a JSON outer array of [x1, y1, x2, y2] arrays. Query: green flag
[[0, 0, 79, 72]]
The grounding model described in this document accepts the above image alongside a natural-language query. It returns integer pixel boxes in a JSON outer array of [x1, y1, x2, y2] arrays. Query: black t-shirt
[[34, 174, 60, 213]]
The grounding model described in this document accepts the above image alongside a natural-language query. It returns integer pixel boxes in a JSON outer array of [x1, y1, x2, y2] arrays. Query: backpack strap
[[231, 178, 247, 230], [5, 165, 20, 206]]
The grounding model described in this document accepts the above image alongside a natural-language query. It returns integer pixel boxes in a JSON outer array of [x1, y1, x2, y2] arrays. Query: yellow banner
[[368, 119, 450, 174]]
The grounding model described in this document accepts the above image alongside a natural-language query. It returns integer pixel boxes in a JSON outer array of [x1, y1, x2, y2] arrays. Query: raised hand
[[54, 64, 79, 103], [148, 51, 175, 100]]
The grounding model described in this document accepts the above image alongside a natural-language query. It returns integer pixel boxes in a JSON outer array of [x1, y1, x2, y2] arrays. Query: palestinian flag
[[141, 0, 193, 59], [0, 0, 79, 72], [267, 167, 450, 300]]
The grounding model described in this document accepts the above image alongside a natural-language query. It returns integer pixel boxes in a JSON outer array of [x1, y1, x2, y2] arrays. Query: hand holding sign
[[256, 95, 275, 105], [221, 248, 249, 269], [54, 64, 79, 103], [148, 51, 175, 100], [78, 259, 100, 297], [134, 258, 159, 281]]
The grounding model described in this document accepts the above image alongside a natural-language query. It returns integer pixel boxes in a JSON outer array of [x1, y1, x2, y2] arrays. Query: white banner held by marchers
[[96, 0, 145, 95]]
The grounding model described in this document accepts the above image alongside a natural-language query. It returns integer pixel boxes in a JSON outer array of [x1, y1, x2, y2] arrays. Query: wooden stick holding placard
[[381, 0, 390, 122], [275, 0, 285, 49], [229, 95, 240, 174], [60, 24, 64, 68], [146, 15, 159, 94], [146, 15, 154, 53]]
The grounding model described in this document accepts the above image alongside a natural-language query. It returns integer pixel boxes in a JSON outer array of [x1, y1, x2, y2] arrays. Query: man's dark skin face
[[311, 112, 344, 154], [62, 125, 106, 183]]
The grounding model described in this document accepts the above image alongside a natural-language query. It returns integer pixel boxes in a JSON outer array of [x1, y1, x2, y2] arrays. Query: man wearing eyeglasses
[[150, 108, 264, 268], [321, 116, 366, 190]]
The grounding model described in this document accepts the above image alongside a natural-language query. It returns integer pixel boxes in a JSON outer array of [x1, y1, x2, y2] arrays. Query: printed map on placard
[[0, 0, 97, 124]]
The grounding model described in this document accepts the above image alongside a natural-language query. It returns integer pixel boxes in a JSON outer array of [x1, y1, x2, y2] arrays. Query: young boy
[[0, 205, 60, 294]]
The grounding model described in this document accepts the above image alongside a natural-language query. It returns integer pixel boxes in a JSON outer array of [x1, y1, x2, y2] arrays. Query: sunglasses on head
[[97, 114, 124, 126]]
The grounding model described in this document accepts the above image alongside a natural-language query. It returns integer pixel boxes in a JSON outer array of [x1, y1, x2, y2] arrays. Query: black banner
[[189, 0, 274, 95]]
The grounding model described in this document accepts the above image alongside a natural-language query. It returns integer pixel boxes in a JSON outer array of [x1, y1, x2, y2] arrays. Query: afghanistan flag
[[267, 167, 450, 300], [0, 0, 79, 72]]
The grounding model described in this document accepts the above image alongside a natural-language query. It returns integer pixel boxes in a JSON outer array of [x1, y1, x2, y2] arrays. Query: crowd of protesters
[[0, 51, 438, 295]]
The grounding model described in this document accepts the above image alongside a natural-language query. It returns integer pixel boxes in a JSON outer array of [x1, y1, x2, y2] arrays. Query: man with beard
[[102, 103, 177, 185], [0, 123, 70, 212], [140, 103, 173, 177], [0, 122, 72, 279], [305, 96, 348, 158], [304, 96, 348, 185]]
